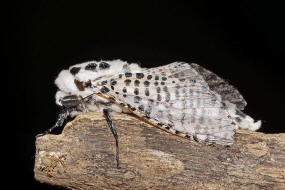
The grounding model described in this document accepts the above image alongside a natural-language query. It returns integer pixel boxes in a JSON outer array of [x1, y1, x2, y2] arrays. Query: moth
[[37, 60, 261, 168]]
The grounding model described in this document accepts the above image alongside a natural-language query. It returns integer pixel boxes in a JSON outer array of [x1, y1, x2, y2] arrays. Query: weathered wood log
[[34, 112, 285, 190]]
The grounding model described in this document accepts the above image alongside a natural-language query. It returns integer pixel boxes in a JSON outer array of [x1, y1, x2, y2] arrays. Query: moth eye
[[85, 63, 97, 71], [99, 62, 110, 69], [70, 67, 81, 75]]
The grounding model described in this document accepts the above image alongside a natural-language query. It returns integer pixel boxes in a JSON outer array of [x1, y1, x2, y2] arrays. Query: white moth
[[39, 60, 261, 168]]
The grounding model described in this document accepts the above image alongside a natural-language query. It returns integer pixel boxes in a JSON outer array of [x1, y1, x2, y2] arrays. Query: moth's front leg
[[103, 109, 120, 169], [36, 108, 70, 138]]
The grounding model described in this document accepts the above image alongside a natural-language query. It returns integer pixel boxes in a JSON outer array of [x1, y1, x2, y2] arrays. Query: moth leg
[[103, 109, 120, 169], [36, 108, 70, 138]]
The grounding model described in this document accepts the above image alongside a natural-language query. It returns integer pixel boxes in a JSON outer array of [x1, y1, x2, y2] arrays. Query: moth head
[[54, 69, 89, 107], [54, 68, 87, 107]]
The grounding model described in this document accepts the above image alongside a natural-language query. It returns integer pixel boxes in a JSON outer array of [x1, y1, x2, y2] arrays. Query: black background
[[4, 1, 284, 189]]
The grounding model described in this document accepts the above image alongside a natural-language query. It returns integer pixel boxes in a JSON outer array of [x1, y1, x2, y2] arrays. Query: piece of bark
[[34, 112, 285, 190]]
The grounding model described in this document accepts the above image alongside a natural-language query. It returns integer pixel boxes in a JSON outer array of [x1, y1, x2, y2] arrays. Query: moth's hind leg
[[36, 108, 71, 138], [103, 109, 120, 169]]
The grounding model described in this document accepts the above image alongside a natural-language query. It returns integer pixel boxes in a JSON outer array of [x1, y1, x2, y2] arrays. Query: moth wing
[[190, 63, 247, 110], [147, 62, 236, 145], [98, 62, 236, 145], [147, 62, 247, 110]]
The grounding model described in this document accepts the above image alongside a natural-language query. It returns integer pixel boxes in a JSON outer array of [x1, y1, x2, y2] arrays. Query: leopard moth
[[38, 59, 261, 168]]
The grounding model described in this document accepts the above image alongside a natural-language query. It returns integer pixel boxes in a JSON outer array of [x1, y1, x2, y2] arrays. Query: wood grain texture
[[34, 112, 285, 190]]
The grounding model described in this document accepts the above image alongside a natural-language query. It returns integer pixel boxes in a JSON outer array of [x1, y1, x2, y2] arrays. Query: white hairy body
[[55, 60, 261, 146]]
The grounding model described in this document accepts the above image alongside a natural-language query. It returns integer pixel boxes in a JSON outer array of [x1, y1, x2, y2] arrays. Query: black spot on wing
[[175, 89, 179, 99], [124, 79, 132, 86], [162, 77, 167, 81], [134, 96, 142, 103], [100, 86, 110, 93], [163, 86, 170, 102], [138, 105, 144, 111], [165, 92, 170, 102], [156, 87, 161, 93], [185, 135, 191, 139], [134, 80, 140, 86], [143, 81, 150, 87], [136, 73, 144, 79], [144, 111, 151, 119], [101, 80, 108, 85], [108, 96, 116, 101], [110, 79, 117, 85], [145, 88, 150, 96], [163, 86, 168, 92], [173, 73, 179, 78], [147, 75, 152, 80], [157, 94, 162, 101], [134, 88, 139, 95], [125, 72, 132, 77]]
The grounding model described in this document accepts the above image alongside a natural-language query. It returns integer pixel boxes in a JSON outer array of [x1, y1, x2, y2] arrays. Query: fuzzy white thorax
[[55, 59, 142, 106], [71, 59, 141, 82]]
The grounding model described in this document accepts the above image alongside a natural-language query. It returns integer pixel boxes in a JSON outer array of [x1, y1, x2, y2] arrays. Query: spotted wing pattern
[[92, 62, 237, 145]]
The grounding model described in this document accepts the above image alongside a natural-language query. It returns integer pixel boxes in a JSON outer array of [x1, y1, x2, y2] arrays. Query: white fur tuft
[[55, 70, 78, 93], [239, 116, 261, 131]]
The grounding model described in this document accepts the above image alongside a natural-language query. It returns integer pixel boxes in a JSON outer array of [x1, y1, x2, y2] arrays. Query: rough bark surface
[[34, 112, 285, 190]]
